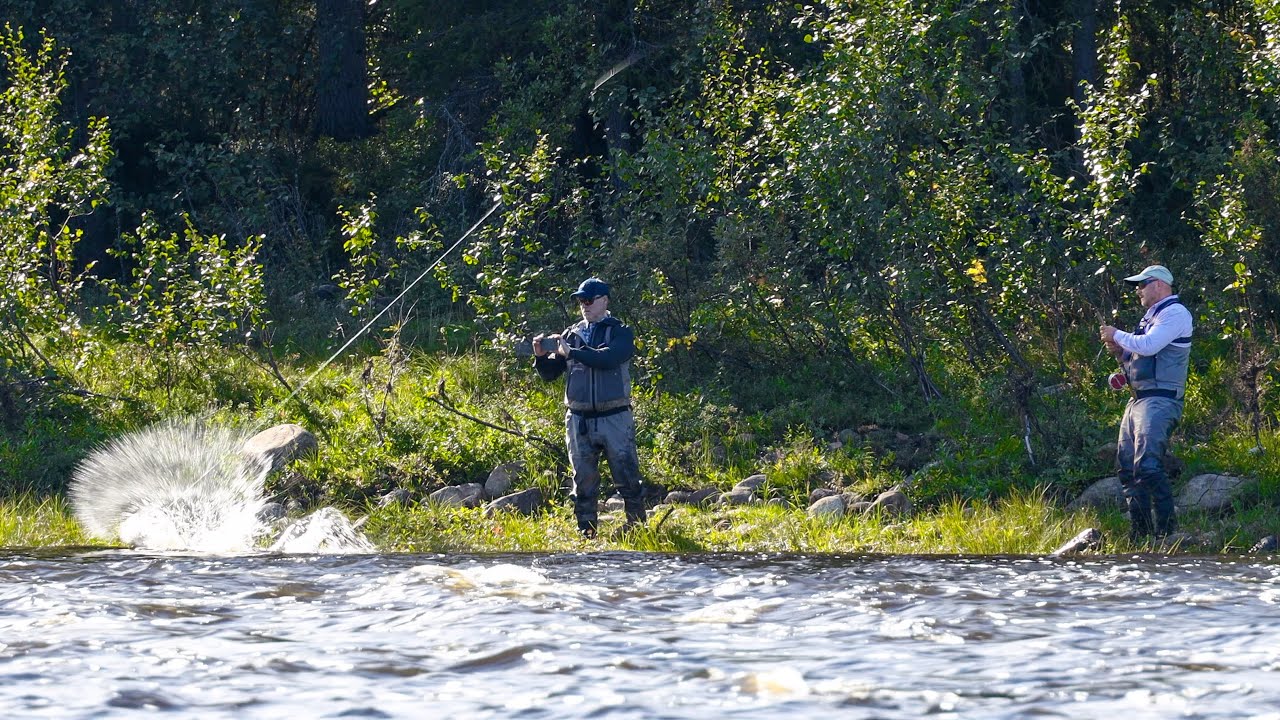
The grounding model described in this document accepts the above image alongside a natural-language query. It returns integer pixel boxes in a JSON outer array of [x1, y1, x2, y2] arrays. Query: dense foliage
[[3, 1, 1280, 537]]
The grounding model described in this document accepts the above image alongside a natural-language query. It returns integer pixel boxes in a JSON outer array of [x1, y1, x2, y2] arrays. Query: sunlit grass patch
[[361, 486, 1116, 555], [0, 495, 102, 547]]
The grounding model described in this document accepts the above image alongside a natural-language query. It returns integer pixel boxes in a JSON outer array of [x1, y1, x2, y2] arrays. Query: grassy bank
[[0, 486, 1269, 556], [3, 315, 1279, 555]]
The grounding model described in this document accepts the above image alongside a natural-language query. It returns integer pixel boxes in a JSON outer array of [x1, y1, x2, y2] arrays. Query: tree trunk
[[1071, 0, 1097, 123], [314, 0, 373, 141]]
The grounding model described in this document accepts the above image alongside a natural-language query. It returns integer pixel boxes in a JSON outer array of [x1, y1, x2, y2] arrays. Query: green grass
[[5, 321, 1280, 556], [359, 487, 1197, 555], [0, 495, 105, 547], [0, 481, 1268, 555]]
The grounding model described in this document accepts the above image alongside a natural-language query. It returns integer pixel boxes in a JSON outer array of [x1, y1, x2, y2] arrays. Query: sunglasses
[[577, 296, 599, 306], [1138, 278, 1158, 288]]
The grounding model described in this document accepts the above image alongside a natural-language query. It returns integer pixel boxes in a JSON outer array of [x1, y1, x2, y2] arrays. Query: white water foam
[[69, 419, 371, 553]]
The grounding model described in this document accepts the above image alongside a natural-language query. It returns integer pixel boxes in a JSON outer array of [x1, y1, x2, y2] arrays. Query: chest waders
[[1116, 296, 1190, 541]]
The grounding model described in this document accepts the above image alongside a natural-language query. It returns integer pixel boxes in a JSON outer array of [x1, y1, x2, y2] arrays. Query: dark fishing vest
[[1122, 295, 1191, 400], [562, 318, 632, 414]]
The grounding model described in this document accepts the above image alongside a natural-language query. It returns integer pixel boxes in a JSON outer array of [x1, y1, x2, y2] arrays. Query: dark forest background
[[5, 0, 1280, 501]]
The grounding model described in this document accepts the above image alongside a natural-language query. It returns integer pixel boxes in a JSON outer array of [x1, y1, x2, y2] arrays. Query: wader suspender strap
[[1131, 296, 1190, 400]]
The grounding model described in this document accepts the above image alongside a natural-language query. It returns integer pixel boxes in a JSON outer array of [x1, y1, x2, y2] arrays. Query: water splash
[[69, 419, 370, 554], [270, 507, 374, 553]]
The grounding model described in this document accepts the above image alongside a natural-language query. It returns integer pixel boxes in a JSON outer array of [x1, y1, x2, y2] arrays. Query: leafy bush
[[0, 26, 111, 383]]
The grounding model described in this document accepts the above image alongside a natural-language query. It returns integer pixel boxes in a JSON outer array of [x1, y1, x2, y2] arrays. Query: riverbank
[[2, 487, 1268, 555], [5, 338, 1280, 555]]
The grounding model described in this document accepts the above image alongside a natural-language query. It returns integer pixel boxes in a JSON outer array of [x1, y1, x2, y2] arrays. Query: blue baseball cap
[[571, 277, 610, 299]]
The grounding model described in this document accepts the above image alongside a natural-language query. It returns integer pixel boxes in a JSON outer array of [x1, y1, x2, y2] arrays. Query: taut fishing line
[[69, 200, 503, 548], [268, 199, 503, 421]]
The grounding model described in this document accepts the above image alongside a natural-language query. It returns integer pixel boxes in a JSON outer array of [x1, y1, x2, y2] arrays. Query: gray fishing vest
[[1122, 296, 1191, 400]]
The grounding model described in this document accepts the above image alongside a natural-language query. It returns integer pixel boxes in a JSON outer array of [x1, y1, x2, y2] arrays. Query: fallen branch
[[427, 383, 568, 471], [3, 376, 142, 406]]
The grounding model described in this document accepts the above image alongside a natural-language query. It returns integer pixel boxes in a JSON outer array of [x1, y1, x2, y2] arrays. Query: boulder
[[664, 490, 695, 504], [868, 488, 912, 517], [807, 495, 845, 520], [718, 489, 755, 506], [765, 497, 790, 509], [1250, 535, 1278, 553], [603, 495, 626, 512], [734, 474, 769, 493], [484, 463, 524, 499], [1050, 528, 1102, 557], [1066, 476, 1125, 513], [1177, 473, 1256, 513], [1158, 531, 1211, 551], [484, 487, 544, 517], [256, 502, 286, 522], [242, 424, 318, 474], [836, 428, 859, 444], [689, 488, 721, 506], [378, 488, 412, 507], [809, 487, 839, 505], [429, 483, 485, 508]]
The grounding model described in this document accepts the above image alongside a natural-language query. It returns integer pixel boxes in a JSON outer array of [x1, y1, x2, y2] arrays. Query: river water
[[2, 551, 1279, 718]]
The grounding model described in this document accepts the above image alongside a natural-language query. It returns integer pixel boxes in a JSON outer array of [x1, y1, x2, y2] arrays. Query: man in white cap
[[1099, 264, 1192, 542]]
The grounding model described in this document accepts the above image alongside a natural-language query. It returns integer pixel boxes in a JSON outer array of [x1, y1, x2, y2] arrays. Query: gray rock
[[807, 495, 846, 519], [809, 487, 839, 505], [604, 495, 626, 512], [484, 462, 523, 499], [256, 502, 286, 522], [848, 501, 875, 514], [285, 499, 305, 514], [765, 497, 790, 509], [429, 483, 485, 508], [1177, 474, 1256, 513], [1250, 535, 1278, 553], [1157, 531, 1208, 551], [484, 487, 544, 516], [836, 428, 860, 445], [1066, 476, 1125, 513], [664, 490, 693, 504], [718, 489, 755, 506], [689, 488, 721, 506], [379, 488, 411, 507], [1050, 528, 1102, 557], [734, 474, 768, 492], [840, 492, 864, 506], [242, 424, 318, 474], [868, 488, 912, 517]]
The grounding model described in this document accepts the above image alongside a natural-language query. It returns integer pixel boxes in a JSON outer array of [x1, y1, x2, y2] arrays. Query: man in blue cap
[[533, 277, 646, 538], [1099, 264, 1193, 542]]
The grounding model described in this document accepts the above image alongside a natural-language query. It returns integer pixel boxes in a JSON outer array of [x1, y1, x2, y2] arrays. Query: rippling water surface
[[3, 551, 1279, 718]]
